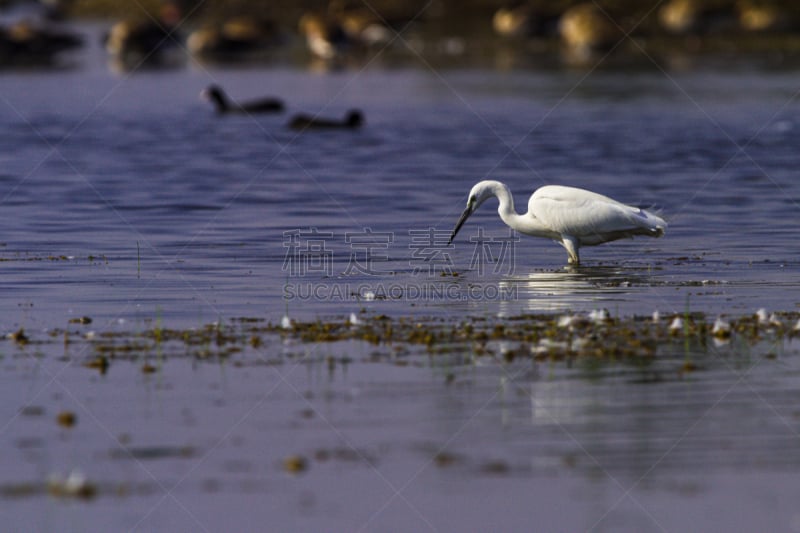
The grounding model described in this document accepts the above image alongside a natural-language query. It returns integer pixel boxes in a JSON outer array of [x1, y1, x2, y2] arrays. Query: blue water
[[2, 24, 800, 533], [2, 62, 799, 329]]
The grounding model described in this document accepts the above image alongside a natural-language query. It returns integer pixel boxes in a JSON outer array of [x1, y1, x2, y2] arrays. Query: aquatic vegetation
[[1, 307, 798, 517], [56, 411, 76, 428], [46, 470, 96, 500], [84, 355, 110, 374], [283, 455, 308, 474], [712, 316, 732, 339], [2, 309, 797, 379], [108, 446, 194, 461], [7, 328, 29, 346]]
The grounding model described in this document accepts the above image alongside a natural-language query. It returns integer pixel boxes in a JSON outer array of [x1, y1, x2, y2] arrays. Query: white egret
[[448, 180, 666, 265]]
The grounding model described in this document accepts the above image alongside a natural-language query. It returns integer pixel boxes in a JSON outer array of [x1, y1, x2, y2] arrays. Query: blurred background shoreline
[[5, 0, 800, 71]]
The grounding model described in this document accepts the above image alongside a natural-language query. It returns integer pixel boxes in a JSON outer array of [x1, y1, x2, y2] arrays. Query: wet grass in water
[[5, 309, 798, 375], [1, 308, 798, 502]]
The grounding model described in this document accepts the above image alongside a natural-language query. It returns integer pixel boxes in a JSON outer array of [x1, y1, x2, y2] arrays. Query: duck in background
[[492, 1, 560, 39], [0, 0, 74, 22], [288, 109, 364, 131], [201, 84, 285, 114], [187, 16, 286, 63], [658, 0, 738, 35], [298, 1, 419, 64], [298, 10, 356, 61], [102, 1, 184, 71], [737, 0, 792, 33], [0, 0, 82, 67], [558, 3, 622, 63], [0, 18, 82, 67], [328, 0, 420, 48]]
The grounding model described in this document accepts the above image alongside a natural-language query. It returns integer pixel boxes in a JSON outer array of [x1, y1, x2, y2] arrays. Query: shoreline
[[63, 0, 800, 62]]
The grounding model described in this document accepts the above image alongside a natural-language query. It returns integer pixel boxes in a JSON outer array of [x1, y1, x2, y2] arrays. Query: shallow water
[[1, 43, 800, 327], [3, 322, 800, 532], [2, 25, 800, 532]]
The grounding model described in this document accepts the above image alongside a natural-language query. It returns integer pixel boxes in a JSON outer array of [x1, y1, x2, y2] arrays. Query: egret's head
[[448, 181, 498, 244]]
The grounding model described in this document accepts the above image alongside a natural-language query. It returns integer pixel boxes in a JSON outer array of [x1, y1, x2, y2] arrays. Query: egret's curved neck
[[491, 182, 525, 232], [488, 181, 551, 237]]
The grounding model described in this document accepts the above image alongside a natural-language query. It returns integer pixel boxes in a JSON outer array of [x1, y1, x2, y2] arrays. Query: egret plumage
[[448, 180, 666, 265]]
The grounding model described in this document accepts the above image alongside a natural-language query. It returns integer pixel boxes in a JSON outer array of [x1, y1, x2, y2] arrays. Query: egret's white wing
[[529, 186, 665, 243]]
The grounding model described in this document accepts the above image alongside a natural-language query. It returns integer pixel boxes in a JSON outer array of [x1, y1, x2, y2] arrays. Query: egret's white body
[[449, 180, 666, 265]]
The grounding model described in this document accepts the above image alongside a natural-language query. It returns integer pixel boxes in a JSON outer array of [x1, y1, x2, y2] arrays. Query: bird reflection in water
[[497, 266, 653, 314]]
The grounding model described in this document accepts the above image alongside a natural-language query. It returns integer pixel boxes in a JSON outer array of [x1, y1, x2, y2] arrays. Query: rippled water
[[1, 53, 800, 327], [2, 26, 800, 533]]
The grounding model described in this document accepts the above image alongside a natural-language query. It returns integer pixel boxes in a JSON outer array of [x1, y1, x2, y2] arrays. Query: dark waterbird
[[0, 20, 82, 67], [187, 17, 286, 63], [288, 110, 364, 130], [102, 3, 185, 70], [201, 85, 285, 114]]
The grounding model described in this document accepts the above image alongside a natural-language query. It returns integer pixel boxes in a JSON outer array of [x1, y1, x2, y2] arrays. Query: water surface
[[1, 27, 800, 532]]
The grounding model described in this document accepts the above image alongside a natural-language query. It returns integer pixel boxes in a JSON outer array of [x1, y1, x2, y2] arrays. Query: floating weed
[[19, 405, 44, 417], [0, 254, 72, 263], [480, 459, 510, 475], [0, 481, 41, 499], [433, 451, 461, 468], [283, 455, 308, 474], [2, 310, 796, 377], [109, 445, 194, 461], [7, 328, 29, 346], [85, 355, 110, 374], [47, 470, 96, 500], [712, 317, 732, 340], [56, 411, 76, 428]]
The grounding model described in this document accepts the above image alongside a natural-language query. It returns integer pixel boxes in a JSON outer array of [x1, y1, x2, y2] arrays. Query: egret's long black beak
[[448, 205, 473, 245]]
